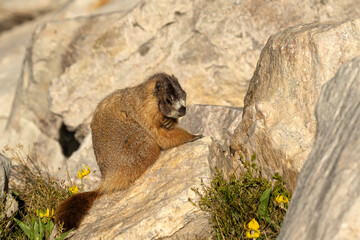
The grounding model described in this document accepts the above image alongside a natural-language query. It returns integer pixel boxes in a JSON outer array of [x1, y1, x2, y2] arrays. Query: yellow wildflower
[[37, 208, 54, 222], [276, 195, 289, 204], [244, 218, 260, 239], [69, 184, 79, 194], [246, 229, 260, 239], [78, 165, 91, 179]]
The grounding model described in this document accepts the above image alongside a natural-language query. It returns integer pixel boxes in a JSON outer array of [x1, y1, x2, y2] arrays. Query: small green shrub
[[1, 145, 72, 239], [192, 154, 291, 240], [14, 210, 71, 240], [6, 145, 70, 216]]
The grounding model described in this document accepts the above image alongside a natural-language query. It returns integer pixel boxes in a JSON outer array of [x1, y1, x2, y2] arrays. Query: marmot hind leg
[[93, 117, 161, 194]]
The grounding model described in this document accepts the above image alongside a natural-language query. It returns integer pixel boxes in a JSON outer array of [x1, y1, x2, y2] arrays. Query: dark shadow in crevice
[[59, 123, 80, 158]]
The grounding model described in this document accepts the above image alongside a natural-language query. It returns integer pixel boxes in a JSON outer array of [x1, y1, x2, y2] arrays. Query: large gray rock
[[2, 0, 360, 175], [0, 0, 141, 152], [278, 57, 360, 240], [0, 0, 142, 134], [71, 137, 231, 239], [0, 153, 18, 220], [231, 18, 360, 189], [1, 11, 133, 173], [0, 13, 55, 134], [0, 153, 11, 199]]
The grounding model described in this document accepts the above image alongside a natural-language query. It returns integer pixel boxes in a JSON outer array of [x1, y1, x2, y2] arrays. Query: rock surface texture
[[0, 153, 18, 220], [2, 0, 360, 171], [71, 137, 230, 239], [0, 153, 11, 199], [278, 57, 360, 240], [178, 105, 242, 141], [0, 14, 53, 133], [0, 0, 143, 133], [0, 1, 360, 237], [231, 18, 360, 189], [0, 1, 142, 171]]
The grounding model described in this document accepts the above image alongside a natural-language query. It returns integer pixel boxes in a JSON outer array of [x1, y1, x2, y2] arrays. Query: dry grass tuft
[[1, 144, 70, 239]]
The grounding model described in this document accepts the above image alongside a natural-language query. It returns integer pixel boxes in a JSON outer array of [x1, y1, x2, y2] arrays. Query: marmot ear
[[155, 80, 162, 96]]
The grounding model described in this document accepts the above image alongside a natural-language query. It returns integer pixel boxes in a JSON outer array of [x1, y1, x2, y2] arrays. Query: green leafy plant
[[1, 145, 73, 239], [14, 210, 71, 240], [192, 154, 291, 240], [0, 145, 97, 239], [4, 145, 70, 216]]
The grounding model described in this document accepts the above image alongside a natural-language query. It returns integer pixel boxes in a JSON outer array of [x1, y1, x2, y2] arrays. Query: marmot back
[[56, 73, 202, 231]]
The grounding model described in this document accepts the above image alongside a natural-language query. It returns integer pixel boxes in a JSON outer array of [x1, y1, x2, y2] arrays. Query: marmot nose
[[179, 106, 186, 117]]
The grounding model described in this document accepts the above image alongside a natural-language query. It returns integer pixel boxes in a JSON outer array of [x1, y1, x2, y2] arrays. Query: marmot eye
[[166, 98, 172, 105]]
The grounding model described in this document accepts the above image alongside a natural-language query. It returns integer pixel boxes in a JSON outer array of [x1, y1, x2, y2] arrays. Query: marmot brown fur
[[55, 73, 202, 231]]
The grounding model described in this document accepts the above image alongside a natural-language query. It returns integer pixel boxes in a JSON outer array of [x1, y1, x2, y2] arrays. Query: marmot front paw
[[190, 134, 204, 142]]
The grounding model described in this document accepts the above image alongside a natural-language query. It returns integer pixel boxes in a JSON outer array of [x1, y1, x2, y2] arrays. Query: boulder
[[0, 0, 142, 134], [0, 153, 18, 220], [0, 154, 11, 199], [0, 14, 56, 134], [47, 0, 360, 132], [71, 137, 231, 239], [0, 0, 140, 136], [2, 0, 360, 175], [1, 11, 130, 173], [277, 57, 360, 240], [231, 18, 360, 189]]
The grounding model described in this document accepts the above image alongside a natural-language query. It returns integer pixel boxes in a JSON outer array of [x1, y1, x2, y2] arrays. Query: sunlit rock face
[[3, 0, 360, 171], [278, 57, 360, 240], [231, 19, 360, 189], [71, 137, 232, 239]]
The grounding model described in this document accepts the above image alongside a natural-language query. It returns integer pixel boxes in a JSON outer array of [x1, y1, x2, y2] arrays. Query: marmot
[[55, 73, 202, 231]]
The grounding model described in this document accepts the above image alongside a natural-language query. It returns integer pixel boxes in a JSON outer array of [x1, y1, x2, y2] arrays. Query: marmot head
[[153, 73, 187, 119]]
